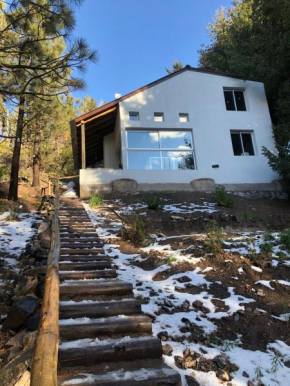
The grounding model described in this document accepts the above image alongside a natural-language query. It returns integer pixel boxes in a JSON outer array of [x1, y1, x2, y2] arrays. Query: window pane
[[234, 91, 246, 111], [242, 133, 254, 155], [129, 112, 139, 121], [224, 91, 236, 111], [179, 113, 189, 122], [128, 151, 161, 170], [161, 151, 195, 170], [154, 113, 164, 122], [160, 131, 192, 149], [127, 132, 159, 149], [231, 133, 243, 155]]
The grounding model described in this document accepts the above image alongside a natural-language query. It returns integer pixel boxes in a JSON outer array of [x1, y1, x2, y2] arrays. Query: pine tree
[[166, 60, 184, 74]]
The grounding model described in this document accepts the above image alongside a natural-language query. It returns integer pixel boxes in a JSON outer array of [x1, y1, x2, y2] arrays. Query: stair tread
[[58, 360, 180, 386]]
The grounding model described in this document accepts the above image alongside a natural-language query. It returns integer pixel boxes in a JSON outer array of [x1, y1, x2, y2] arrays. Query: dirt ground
[[85, 192, 290, 384], [100, 191, 290, 235], [0, 181, 41, 212]]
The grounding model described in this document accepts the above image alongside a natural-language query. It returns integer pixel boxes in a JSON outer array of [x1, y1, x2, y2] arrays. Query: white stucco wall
[[116, 70, 277, 184], [103, 132, 119, 168]]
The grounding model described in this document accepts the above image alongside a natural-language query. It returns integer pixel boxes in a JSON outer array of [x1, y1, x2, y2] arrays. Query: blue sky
[[73, 0, 232, 104]]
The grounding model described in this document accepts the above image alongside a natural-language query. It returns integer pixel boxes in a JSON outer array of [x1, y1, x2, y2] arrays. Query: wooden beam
[[70, 120, 79, 171], [81, 121, 86, 170], [76, 107, 117, 127]]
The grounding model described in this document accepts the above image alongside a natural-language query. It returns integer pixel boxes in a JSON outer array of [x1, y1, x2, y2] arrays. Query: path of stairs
[[57, 198, 181, 385]]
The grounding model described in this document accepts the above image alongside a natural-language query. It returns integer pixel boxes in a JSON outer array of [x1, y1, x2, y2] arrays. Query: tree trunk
[[8, 96, 25, 201], [32, 131, 41, 187]]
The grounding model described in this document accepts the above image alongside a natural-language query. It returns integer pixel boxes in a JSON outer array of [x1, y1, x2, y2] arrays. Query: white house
[[71, 66, 279, 197]]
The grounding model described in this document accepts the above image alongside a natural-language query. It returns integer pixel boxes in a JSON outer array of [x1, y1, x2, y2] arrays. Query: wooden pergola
[[70, 104, 118, 170]]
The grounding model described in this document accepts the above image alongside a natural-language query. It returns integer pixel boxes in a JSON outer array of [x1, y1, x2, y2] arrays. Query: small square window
[[129, 112, 139, 121], [154, 112, 164, 122], [231, 131, 254, 156], [224, 89, 246, 111], [179, 113, 189, 123]]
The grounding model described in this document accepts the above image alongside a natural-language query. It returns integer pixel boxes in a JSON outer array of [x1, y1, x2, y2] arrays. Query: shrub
[[7, 208, 20, 221], [205, 220, 224, 255], [213, 186, 234, 208], [279, 229, 290, 251], [146, 195, 162, 210], [260, 242, 273, 256], [120, 217, 148, 247], [165, 253, 177, 265], [89, 194, 103, 208]]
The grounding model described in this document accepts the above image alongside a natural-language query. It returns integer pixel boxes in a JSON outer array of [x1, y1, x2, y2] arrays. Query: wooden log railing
[[31, 178, 60, 386]]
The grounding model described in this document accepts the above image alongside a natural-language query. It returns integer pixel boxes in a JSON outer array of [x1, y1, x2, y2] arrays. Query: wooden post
[[48, 179, 52, 196], [81, 121, 86, 169]]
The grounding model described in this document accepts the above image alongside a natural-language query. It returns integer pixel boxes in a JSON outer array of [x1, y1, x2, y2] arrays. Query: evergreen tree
[[199, 0, 290, 187], [0, 0, 97, 200], [166, 60, 184, 74]]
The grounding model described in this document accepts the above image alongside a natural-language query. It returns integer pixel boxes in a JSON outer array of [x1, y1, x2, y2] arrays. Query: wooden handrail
[[31, 180, 60, 386]]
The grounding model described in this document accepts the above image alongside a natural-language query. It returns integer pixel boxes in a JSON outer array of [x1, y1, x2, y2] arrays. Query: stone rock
[[23, 331, 37, 350], [171, 216, 184, 221], [176, 275, 191, 283], [219, 213, 231, 222], [216, 369, 230, 382], [25, 310, 40, 331], [2, 296, 39, 332], [157, 331, 169, 341], [13, 276, 38, 297], [191, 178, 216, 192], [242, 371, 249, 378], [213, 354, 229, 369], [257, 289, 265, 297], [112, 179, 137, 193], [162, 343, 173, 356], [185, 375, 200, 386], [38, 221, 51, 249]]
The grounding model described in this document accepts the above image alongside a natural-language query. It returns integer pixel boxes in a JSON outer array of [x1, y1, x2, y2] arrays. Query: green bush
[[279, 229, 290, 251], [165, 253, 177, 265], [120, 217, 148, 247], [205, 220, 224, 255], [7, 208, 20, 221], [213, 186, 234, 208], [260, 242, 273, 256], [146, 195, 162, 210], [89, 194, 103, 208]]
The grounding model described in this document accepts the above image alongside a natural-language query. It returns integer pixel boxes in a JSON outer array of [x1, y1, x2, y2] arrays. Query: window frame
[[230, 130, 255, 156], [126, 129, 196, 170], [223, 88, 247, 111], [129, 111, 139, 121]]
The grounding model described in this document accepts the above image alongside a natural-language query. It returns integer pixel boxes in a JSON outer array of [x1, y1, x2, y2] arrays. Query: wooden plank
[[60, 281, 132, 297], [59, 261, 111, 271], [59, 255, 109, 262], [60, 249, 104, 255], [58, 337, 162, 367], [59, 269, 117, 280], [59, 299, 142, 320], [60, 315, 152, 340]]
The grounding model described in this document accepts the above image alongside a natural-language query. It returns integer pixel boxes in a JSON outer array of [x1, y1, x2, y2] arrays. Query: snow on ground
[[84, 204, 290, 386], [0, 212, 40, 269]]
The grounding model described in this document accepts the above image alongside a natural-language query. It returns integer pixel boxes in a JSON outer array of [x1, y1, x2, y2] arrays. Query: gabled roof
[[74, 65, 260, 125]]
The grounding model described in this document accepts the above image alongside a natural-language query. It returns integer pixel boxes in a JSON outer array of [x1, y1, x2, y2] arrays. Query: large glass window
[[127, 130, 195, 170]]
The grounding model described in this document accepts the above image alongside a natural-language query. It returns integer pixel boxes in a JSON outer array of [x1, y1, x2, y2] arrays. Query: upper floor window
[[231, 131, 254, 156], [224, 89, 246, 111], [129, 112, 139, 121], [179, 113, 189, 123], [154, 112, 164, 122]]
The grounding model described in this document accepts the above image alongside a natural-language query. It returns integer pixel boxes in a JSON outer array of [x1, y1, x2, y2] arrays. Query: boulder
[[191, 178, 216, 192], [38, 221, 51, 249], [2, 296, 39, 332], [112, 179, 137, 193], [14, 371, 30, 386], [13, 276, 38, 297]]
